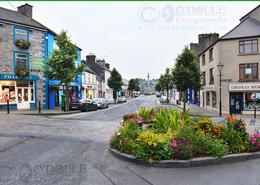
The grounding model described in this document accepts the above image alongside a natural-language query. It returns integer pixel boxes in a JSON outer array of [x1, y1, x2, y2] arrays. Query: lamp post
[[217, 62, 224, 117]]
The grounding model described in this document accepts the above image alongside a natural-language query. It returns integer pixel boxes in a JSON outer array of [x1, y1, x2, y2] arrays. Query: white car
[[159, 96, 167, 103], [117, 96, 127, 103]]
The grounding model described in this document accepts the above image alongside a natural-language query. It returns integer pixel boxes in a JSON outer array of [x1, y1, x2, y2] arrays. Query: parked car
[[69, 99, 82, 111], [159, 95, 167, 103], [94, 98, 109, 109], [80, 100, 98, 112], [156, 92, 161, 97], [117, 96, 127, 103]]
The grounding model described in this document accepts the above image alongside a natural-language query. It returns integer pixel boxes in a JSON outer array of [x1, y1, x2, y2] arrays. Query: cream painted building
[[199, 5, 260, 115]]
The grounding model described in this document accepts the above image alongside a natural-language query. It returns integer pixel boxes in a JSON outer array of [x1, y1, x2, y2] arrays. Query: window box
[[15, 39, 31, 50], [15, 67, 29, 77]]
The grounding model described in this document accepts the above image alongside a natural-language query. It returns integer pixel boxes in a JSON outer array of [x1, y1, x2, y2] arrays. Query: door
[[17, 87, 30, 109], [230, 92, 243, 114]]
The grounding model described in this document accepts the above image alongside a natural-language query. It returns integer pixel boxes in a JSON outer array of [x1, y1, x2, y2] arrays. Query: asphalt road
[[0, 95, 259, 185]]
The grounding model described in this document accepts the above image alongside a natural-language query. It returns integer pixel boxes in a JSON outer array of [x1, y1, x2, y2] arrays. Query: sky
[[1, 2, 259, 80]]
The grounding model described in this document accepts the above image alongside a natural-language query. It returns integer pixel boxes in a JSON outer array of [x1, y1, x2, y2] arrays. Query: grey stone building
[[0, 4, 55, 110]]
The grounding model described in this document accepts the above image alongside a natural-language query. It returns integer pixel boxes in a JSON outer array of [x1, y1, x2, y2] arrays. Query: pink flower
[[170, 139, 177, 147], [235, 115, 241, 120]]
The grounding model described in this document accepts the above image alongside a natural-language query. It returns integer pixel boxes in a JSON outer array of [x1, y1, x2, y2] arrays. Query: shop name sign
[[0, 74, 32, 80], [229, 83, 260, 91]]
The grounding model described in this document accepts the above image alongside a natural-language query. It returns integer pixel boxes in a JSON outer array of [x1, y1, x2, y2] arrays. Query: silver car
[[94, 98, 109, 109]]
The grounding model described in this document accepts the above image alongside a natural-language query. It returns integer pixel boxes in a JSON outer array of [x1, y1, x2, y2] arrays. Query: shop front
[[0, 74, 38, 110], [229, 83, 260, 114]]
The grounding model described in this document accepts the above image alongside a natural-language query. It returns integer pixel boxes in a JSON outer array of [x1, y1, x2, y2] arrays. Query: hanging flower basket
[[15, 39, 31, 50], [15, 67, 29, 78]]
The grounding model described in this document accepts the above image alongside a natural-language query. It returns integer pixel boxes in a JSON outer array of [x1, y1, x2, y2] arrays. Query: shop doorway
[[230, 92, 243, 114], [17, 87, 30, 109]]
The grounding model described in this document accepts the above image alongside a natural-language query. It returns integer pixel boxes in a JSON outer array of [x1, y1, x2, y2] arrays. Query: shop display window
[[244, 92, 260, 110], [212, 92, 217, 108], [0, 81, 16, 104], [206, 92, 210, 106]]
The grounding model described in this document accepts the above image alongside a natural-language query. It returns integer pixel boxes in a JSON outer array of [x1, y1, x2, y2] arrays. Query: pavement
[[0, 95, 259, 185]]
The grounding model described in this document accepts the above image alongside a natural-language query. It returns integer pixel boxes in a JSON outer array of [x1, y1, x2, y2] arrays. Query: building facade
[[82, 67, 97, 99], [0, 4, 55, 110], [199, 5, 260, 115]]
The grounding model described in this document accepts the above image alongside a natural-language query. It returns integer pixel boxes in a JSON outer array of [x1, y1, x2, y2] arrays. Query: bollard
[[254, 105, 256, 119], [7, 99, 9, 114], [38, 100, 41, 114]]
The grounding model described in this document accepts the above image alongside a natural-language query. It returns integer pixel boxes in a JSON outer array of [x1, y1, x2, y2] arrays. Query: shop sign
[[0, 74, 32, 80], [229, 83, 260, 91]]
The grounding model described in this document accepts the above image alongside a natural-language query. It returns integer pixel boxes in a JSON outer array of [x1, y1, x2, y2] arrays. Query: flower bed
[[110, 107, 260, 163]]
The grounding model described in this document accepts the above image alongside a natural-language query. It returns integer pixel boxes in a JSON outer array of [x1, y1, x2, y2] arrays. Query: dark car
[[69, 99, 82, 111], [80, 100, 98, 112]]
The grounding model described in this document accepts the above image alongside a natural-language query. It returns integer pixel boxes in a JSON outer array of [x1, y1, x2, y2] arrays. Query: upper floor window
[[239, 63, 258, 81], [14, 28, 28, 41], [239, 39, 258, 54], [209, 68, 214, 84], [209, 48, 213, 61], [202, 71, 206, 85], [15, 53, 28, 72], [202, 54, 206, 66]]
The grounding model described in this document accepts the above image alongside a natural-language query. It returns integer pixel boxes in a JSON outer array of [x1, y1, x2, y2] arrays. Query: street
[[0, 95, 260, 185]]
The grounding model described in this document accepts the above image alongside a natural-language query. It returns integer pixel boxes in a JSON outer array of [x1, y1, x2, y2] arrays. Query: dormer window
[[239, 39, 258, 54]]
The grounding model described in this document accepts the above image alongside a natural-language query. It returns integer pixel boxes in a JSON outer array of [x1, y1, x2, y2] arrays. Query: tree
[[128, 78, 140, 97], [155, 80, 162, 92], [172, 46, 201, 113], [158, 68, 174, 103], [108, 68, 123, 103], [44, 30, 85, 111]]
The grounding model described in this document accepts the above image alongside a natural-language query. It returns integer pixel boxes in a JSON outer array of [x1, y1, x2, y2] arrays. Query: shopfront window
[[239, 63, 258, 81], [244, 92, 260, 110], [0, 81, 16, 104], [206, 92, 210, 106], [212, 92, 217, 108]]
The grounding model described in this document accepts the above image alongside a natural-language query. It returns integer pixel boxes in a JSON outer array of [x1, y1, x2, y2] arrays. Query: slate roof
[[85, 66, 96, 75], [0, 6, 56, 35], [220, 18, 260, 40]]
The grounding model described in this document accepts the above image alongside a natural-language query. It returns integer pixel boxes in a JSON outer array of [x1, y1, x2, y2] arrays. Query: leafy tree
[[108, 68, 123, 103], [172, 46, 201, 113], [44, 30, 85, 111], [158, 68, 174, 103], [155, 80, 162, 92], [128, 78, 140, 96]]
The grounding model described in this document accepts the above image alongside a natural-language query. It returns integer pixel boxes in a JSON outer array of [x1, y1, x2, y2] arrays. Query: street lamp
[[217, 62, 224, 117]]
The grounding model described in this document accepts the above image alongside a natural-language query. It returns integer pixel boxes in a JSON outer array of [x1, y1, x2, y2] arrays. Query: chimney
[[86, 54, 96, 65], [18, 4, 33, 18], [190, 43, 199, 55], [105, 63, 110, 70], [198, 33, 219, 53]]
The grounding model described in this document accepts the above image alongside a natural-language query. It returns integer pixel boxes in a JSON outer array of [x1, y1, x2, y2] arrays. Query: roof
[[220, 18, 260, 40], [240, 5, 260, 21], [85, 66, 96, 75], [199, 18, 260, 56], [0, 6, 56, 35]]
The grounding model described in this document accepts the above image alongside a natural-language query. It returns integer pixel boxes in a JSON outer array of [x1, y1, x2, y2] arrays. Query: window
[[239, 63, 258, 81], [212, 92, 216, 108], [14, 28, 28, 41], [202, 71, 206, 85], [239, 39, 258, 54], [202, 54, 206, 66], [30, 81, 34, 102], [209, 48, 213, 61], [209, 68, 214, 84], [15, 53, 28, 70], [206, 92, 210, 106], [0, 81, 16, 104], [244, 92, 260, 110]]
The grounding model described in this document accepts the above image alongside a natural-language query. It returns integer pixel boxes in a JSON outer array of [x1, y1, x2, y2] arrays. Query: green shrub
[[219, 122, 249, 153], [151, 108, 181, 133], [138, 107, 156, 124], [134, 130, 173, 161]]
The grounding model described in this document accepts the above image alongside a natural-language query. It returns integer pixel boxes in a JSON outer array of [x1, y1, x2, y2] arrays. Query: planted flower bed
[[110, 107, 260, 163]]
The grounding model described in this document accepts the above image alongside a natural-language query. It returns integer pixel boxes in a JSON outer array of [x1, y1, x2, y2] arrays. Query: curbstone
[[109, 148, 260, 168]]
